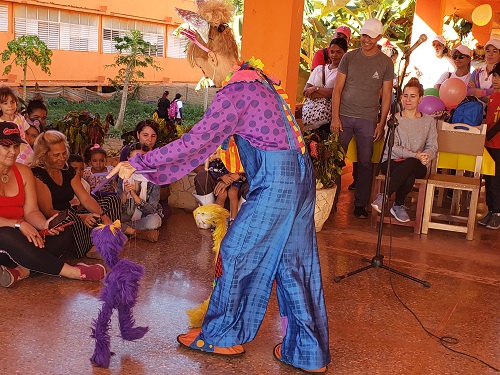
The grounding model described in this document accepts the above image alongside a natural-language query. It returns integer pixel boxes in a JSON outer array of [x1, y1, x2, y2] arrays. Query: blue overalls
[[190, 81, 331, 371]]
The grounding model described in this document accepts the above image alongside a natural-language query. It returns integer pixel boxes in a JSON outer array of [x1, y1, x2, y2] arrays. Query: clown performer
[[107, 0, 330, 372]]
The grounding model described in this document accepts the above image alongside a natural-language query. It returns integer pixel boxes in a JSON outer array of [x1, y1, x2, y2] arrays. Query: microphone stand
[[333, 54, 431, 288]]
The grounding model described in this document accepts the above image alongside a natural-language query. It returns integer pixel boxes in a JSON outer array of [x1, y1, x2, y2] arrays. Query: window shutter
[[167, 35, 187, 59], [14, 6, 97, 52], [0, 5, 8, 32]]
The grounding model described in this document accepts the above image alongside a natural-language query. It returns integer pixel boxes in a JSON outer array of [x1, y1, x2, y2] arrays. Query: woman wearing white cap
[[417, 35, 454, 89], [434, 44, 472, 90], [468, 37, 500, 104]]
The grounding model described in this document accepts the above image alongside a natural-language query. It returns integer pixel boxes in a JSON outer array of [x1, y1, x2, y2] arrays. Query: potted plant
[[304, 131, 345, 232]]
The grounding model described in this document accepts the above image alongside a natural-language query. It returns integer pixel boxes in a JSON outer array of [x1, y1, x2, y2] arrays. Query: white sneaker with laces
[[371, 193, 384, 214]]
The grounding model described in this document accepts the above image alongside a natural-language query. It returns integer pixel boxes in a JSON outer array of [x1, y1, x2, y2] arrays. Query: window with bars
[[102, 17, 165, 57], [0, 4, 8, 32], [14, 5, 98, 52]]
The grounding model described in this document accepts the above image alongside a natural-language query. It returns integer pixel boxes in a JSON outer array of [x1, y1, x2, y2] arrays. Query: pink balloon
[[418, 95, 445, 115], [439, 78, 467, 108]]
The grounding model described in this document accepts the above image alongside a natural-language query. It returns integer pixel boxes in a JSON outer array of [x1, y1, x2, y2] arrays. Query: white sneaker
[[390, 204, 410, 223], [371, 193, 384, 213]]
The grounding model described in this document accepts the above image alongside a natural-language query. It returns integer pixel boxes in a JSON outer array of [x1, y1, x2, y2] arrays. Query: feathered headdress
[[175, 0, 235, 54]]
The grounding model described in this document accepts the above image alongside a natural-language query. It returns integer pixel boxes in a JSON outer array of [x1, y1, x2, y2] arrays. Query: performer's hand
[[331, 117, 343, 134], [373, 123, 385, 142], [107, 162, 136, 180]]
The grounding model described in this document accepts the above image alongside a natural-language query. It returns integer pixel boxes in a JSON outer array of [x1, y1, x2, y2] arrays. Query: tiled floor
[[1, 177, 499, 375]]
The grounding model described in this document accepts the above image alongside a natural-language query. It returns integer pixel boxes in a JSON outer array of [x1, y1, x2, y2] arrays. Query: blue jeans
[[122, 213, 162, 230], [339, 115, 376, 207]]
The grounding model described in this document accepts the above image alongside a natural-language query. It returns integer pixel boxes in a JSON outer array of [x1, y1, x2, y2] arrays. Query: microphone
[[403, 34, 428, 59]]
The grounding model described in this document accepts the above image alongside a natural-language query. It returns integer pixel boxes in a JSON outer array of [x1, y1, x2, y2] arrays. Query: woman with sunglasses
[[435, 45, 472, 90]]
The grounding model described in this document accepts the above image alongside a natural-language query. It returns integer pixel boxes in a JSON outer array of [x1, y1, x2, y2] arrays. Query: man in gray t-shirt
[[331, 18, 394, 219]]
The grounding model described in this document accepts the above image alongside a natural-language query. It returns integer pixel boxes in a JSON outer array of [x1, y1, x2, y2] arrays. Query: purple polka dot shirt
[[129, 72, 299, 185]]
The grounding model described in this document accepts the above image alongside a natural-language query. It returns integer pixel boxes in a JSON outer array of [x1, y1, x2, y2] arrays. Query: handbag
[[302, 66, 332, 130]]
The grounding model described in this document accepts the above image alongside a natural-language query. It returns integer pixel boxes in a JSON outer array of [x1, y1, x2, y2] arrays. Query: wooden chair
[[421, 122, 486, 241], [370, 172, 428, 234]]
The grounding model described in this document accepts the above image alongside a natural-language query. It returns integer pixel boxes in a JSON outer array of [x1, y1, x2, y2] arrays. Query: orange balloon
[[472, 4, 492, 27], [439, 78, 467, 108]]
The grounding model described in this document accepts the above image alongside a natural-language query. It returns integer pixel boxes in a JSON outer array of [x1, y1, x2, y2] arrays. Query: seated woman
[[371, 78, 438, 223], [120, 119, 159, 162], [119, 119, 171, 222], [118, 142, 163, 242], [0, 122, 105, 287], [31, 130, 122, 258]]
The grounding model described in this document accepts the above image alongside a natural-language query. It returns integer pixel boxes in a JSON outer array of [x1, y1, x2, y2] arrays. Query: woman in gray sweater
[[371, 78, 438, 222]]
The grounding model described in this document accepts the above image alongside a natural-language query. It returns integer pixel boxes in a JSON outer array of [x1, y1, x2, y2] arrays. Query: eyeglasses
[[452, 54, 467, 60]]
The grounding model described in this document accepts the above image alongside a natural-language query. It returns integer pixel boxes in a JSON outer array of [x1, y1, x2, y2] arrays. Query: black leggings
[[0, 227, 72, 275], [485, 147, 500, 213], [380, 158, 428, 206]]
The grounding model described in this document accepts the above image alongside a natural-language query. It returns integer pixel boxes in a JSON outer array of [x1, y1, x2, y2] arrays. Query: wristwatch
[[14, 220, 23, 230]]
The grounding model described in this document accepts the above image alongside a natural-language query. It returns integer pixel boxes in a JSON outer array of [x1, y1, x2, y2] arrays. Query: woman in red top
[[0, 122, 106, 287]]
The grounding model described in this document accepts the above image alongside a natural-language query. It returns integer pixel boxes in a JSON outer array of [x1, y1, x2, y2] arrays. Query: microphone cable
[[385, 218, 499, 372]]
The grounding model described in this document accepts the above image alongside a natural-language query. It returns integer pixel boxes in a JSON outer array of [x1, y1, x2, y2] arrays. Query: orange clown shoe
[[177, 328, 245, 356], [273, 343, 327, 373]]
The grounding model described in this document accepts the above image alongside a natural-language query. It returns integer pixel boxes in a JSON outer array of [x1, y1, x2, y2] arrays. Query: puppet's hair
[[187, 0, 239, 67]]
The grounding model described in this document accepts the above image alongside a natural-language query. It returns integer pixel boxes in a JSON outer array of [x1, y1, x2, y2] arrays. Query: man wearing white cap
[[331, 18, 394, 219], [435, 44, 472, 90], [468, 36, 500, 104]]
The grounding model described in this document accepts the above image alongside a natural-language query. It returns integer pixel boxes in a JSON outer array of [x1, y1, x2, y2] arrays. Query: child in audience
[[26, 97, 48, 128], [83, 144, 117, 196], [207, 148, 246, 223], [118, 142, 163, 242], [24, 118, 43, 147], [0, 86, 33, 164], [68, 154, 90, 210]]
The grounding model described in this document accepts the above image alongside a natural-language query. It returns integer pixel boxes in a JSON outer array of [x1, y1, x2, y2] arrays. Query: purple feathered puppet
[[90, 221, 148, 368]]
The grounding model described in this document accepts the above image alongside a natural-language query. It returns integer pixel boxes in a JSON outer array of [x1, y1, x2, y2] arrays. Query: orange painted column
[[240, 0, 304, 110], [413, 0, 446, 39]]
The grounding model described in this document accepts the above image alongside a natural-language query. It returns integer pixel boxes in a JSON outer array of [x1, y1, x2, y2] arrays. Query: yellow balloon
[[333, 0, 350, 6], [472, 4, 492, 27]]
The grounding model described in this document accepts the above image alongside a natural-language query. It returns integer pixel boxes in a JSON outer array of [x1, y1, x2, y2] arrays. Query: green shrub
[[46, 98, 205, 138]]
